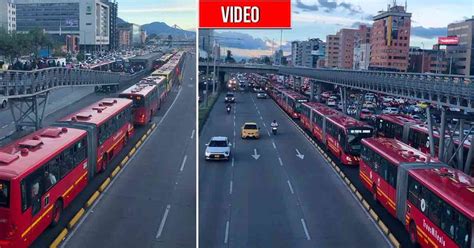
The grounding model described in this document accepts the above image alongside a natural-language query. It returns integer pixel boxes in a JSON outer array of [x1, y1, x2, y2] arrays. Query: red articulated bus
[[360, 137, 473, 248], [56, 98, 133, 173], [142, 76, 168, 102], [0, 127, 88, 248], [375, 114, 422, 141], [299, 101, 373, 165], [119, 83, 159, 125], [275, 89, 308, 119]]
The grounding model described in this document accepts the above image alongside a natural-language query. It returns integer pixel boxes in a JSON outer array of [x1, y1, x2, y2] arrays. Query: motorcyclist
[[226, 104, 232, 113], [271, 120, 279, 128]]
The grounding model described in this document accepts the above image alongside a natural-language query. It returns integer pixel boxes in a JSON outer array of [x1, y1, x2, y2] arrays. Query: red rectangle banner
[[199, 0, 291, 29]]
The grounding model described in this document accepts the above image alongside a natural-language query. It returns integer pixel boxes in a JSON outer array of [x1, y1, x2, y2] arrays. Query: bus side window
[[454, 212, 471, 248], [407, 175, 420, 206], [428, 193, 441, 227]]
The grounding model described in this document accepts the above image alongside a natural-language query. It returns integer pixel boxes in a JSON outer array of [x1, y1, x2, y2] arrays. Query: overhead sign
[[199, 0, 291, 29], [438, 36, 459, 45]]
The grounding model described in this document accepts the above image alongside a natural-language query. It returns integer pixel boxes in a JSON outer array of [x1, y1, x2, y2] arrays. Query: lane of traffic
[[62, 54, 196, 248]]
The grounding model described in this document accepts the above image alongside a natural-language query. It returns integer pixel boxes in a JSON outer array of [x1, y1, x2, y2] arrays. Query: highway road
[[199, 90, 391, 248], [61, 53, 196, 248]]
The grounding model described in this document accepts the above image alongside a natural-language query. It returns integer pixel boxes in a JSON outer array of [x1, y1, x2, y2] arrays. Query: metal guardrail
[[199, 63, 474, 110], [0, 67, 146, 98]]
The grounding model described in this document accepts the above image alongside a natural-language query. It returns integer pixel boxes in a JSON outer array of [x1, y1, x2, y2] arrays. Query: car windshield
[[346, 128, 373, 155], [209, 140, 228, 147], [0, 180, 9, 208], [244, 124, 258, 130], [226, 93, 234, 97]]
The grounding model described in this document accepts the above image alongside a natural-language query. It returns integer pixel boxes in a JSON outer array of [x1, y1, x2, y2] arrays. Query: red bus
[[119, 83, 159, 125], [300, 102, 341, 143], [56, 98, 133, 173], [360, 137, 473, 248], [375, 114, 422, 141], [142, 76, 168, 102], [324, 115, 373, 165], [275, 89, 308, 119], [0, 127, 88, 248]]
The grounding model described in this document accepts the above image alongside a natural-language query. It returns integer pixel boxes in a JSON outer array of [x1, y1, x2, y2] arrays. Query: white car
[[382, 107, 399, 114], [205, 136, 231, 160], [256, 91, 267, 99], [327, 98, 337, 107]]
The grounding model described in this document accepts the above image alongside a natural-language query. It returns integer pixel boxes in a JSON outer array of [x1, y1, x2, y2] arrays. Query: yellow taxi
[[241, 122, 260, 139]]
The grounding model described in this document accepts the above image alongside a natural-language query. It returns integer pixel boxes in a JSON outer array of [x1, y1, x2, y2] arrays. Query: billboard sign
[[438, 36, 459, 45]]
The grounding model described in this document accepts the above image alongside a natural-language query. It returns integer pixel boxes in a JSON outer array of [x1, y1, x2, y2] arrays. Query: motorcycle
[[271, 126, 278, 135], [226, 106, 231, 114]]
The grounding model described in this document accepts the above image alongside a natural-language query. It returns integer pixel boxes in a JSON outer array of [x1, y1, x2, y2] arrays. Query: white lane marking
[[156, 204, 171, 239], [260, 116, 263, 120], [278, 157, 283, 166], [263, 122, 267, 128], [180, 155, 187, 172], [190, 129, 195, 139], [272, 141, 276, 149], [61, 86, 184, 247], [231, 157, 234, 167], [229, 180, 233, 195], [1, 124, 8, 129], [267, 130, 271, 137], [287, 180, 295, 194], [224, 220, 230, 244], [301, 218, 311, 240], [233, 129, 236, 137], [257, 110, 261, 115]]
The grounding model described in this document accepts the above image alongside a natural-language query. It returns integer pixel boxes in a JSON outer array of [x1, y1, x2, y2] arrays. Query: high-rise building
[[199, 29, 214, 56], [408, 47, 448, 74], [0, 0, 16, 32], [15, 0, 111, 52], [105, 0, 118, 51], [446, 17, 474, 76], [325, 35, 340, 68], [337, 28, 357, 69], [353, 25, 371, 70], [291, 38, 325, 68], [117, 23, 142, 47], [369, 4, 411, 72]]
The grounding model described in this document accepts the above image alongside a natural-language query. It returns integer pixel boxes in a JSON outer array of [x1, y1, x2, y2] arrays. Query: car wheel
[[1, 101, 6, 108]]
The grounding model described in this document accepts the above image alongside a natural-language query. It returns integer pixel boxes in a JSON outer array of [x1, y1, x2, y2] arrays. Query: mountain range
[[117, 18, 195, 39]]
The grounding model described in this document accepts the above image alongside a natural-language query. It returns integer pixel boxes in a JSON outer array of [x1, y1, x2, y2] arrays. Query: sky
[[214, 0, 473, 57], [117, 0, 196, 30]]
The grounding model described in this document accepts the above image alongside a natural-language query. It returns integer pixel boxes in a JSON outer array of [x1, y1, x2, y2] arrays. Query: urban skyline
[[214, 0, 473, 58]]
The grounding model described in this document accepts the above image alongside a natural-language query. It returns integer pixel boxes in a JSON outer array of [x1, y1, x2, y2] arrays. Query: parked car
[[359, 109, 374, 120], [382, 107, 399, 114], [363, 101, 376, 109], [327, 98, 337, 107], [0, 96, 7, 108]]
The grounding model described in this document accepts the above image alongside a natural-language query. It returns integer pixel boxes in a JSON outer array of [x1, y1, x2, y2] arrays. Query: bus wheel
[[409, 222, 418, 246], [149, 111, 153, 122], [1, 100, 6, 108], [124, 134, 129, 145], [372, 185, 378, 202], [51, 200, 63, 227]]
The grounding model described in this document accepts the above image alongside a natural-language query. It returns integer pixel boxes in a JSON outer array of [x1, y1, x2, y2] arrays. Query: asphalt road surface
[[61, 54, 196, 248], [199, 90, 391, 248]]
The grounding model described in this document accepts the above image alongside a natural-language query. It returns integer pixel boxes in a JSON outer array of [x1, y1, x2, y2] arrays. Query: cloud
[[215, 31, 268, 50], [411, 26, 447, 39], [351, 21, 371, 28], [294, 0, 362, 14]]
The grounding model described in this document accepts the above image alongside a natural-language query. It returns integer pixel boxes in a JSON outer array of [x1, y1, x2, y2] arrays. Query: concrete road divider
[[111, 166, 121, 178], [50, 228, 68, 248], [388, 233, 401, 248], [377, 220, 389, 235], [85, 191, 100, 208], [99, 178, 111, 192], [68, 208, 85, 229], [369, 209, 379, 221]]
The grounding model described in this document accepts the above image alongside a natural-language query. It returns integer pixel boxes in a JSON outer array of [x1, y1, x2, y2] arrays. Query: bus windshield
[[0, 180, 9, 208], [120, 94, 144, 108], [346, 128, 373, 155]]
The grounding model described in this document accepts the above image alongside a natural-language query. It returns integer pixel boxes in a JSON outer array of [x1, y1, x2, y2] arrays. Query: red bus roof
[[120, 83, 156, 97], [0, 127, 86, 179], [60, 98, 132, 126], [410, 124, 471, 148], [142, 76, 166, 85], [281, 89, 307, 100], [410, 167, 474, 219], [327, 114, 372, 130], [362, 137, 438, 165], [377, 114, 422, 126]]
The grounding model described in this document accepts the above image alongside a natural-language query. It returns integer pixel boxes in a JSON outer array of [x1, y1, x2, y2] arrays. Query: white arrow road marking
[[296, 149, 305, 159], [251, 148, 260, 160]]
